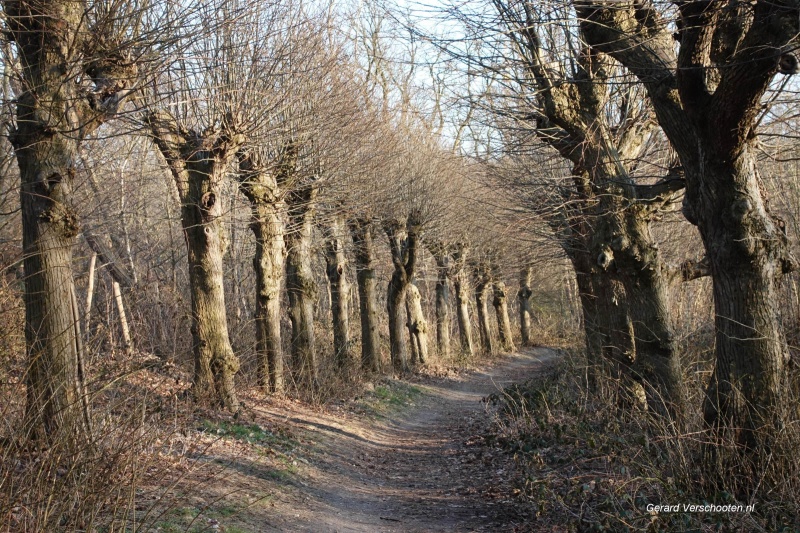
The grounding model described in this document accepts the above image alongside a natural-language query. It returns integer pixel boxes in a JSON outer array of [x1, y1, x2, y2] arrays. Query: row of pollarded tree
[[7, 0, 535, 447]]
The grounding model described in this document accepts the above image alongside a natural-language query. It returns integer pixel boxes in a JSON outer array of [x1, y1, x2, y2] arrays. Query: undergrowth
[[487, 349, 800, 532]]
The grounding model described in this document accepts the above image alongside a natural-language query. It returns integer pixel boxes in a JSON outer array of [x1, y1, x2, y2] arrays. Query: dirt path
[[243, 347, 557, 532]]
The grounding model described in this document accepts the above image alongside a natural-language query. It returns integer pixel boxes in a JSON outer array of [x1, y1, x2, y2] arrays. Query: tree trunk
[[182, 167, 240, 410], [568, 247, 635, 396], [350, 218, 381, 373], [387, 273, 409, 372], [433, 256, 451, 357], [474, 272, 495, 355], [324, 215, 350, 368], [112, 280, 132, 356], [614, 212, 683, 417], [696, 156, 789, 465], [9, 0, 96, 442], [285, 184, 318, 387], [147, 111, 241, 411], [405, 283, 429, 365], [20, 165, 91, 441], [84, 252, 98, 340], [16, 113, 91, 444], [493, 281, 515, 352], [518, 267, 533, 346], [577, 0, 799, 487], [453, 273, 474, 356], [238, 151, 285, 393], [383, 215, 420, 372]]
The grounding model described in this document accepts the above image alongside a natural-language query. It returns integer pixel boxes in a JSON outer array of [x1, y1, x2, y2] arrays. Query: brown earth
[[149, 347, 557, 532]]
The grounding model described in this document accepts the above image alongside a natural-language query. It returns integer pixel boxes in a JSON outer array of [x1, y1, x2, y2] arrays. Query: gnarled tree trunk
[[386, 275, 408, 371], [518, 267, 533, 346], [147, 111, 241, 411], [237, 150, 286, 393], [451, 243, 474, 356], [493, 281, 515, 352], [578, 0, 799, 487], [474, 266, 495, 355], [453, 274, 474, 356], [350, 217, 381, 372], [8, 0, 137, 440], [384, 214, 421, 372], [285, 183, 319, 388], [324, 215, 351, 368], [429, 242, 453, 357], [612, 208, 683, 417], [405, 283, 429, 365]]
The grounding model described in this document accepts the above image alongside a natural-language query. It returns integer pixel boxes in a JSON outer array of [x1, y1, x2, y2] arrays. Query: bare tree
[[324, 213, 352, 368], [350, 216, 382, 372], [518, 266, 533, 345], [4, 0, 166, 441], [493, 280, 515, 352], [473, 259, 496, 355], [384, 212, 421, 372], [577, 0, 799, 485], [236, 146, 287, 393], [405, 282, 430, 365], [452, 243, 475, 356], [146, 110, 243, 410], [284, 146, 320, 387]]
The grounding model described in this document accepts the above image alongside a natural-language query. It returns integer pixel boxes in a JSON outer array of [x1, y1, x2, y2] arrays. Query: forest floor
[[145, 347, 557, 532]]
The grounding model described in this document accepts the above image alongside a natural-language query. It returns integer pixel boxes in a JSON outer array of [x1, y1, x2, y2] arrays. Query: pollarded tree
[[236, 145, 288, 393], [472, 257, 496, 355], [518, 266, 534, 346], [145, 0, 298, 408], [4, 0, 171, 441], [443, 0, 692, 416], [451, 243, 475, 356], [283, 143, 320, 387], [323, 212, 351, 369], [384, 211, 422, 372], [146, 110, 243, 410], [350, 216, 382, 372], [577, 0, 799, 485], [427, 241, 455, 357], [492, 280, 515, 352]]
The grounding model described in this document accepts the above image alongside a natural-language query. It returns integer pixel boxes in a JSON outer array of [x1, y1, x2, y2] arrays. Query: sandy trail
[[249, 347, 557, 532]]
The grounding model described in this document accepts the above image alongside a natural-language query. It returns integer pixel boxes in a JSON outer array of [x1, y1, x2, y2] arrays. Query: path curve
[[259, 347, 558, 532]]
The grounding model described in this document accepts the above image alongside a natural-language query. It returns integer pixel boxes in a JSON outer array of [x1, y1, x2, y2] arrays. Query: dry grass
[[485, 349, 800, 532]]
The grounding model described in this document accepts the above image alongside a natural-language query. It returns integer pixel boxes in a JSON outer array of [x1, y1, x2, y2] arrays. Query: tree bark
[[324, 215, 351, 368], [427, 243, 453, 357], [451, 243, 474, 356], [566, 244, 635, 395], [518, 267, 533, 346], [699, 157, 788, 456], [350, 218, 381, 373], [8, 0, 136, 441], [386, 275, 408, 372], [237, 149, 286, 394], [384, 214, 421, 372], [285, 183, 319, 387], [578, 2, 798, 474], [112, 280, 132, 356], [493, 281, 515, 352], [434, 274, 451, 357], [147, 111, 241, 411], [453, 274, 474, 356], [488, 4, 685, 415], [612, 209, 683, 417], [84, 252, 98, 341], [405, 283, 429, 365], [474, 266, 495, 355]]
